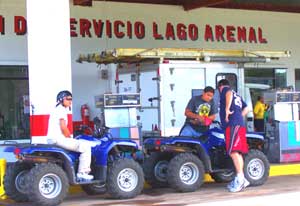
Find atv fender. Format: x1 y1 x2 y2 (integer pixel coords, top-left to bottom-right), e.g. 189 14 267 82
194 144 212 172
15 145 78 184
246 133 265 150
96 140 138 166
158 138 212 172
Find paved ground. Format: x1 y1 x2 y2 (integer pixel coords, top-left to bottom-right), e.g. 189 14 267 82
1 175 300 206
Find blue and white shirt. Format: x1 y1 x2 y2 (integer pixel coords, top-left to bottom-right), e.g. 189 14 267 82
219 86 247 129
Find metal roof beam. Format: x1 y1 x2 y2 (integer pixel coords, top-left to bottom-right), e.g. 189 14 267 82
183 0 231 11
73 0 92 6
93 0 180 6
92 0 300 13
211 2 300 13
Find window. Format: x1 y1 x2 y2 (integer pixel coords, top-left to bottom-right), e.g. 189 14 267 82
244 68 287 89
0 66 30 140
275 69 287 89
295 69 300 91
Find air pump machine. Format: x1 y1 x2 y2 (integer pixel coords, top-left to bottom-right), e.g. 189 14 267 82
264 91 300 163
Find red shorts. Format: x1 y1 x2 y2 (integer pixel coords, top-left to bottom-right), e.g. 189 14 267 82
225 125 248 154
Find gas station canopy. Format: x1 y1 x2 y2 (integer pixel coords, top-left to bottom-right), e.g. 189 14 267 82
77 48 291 64
75 0 300 13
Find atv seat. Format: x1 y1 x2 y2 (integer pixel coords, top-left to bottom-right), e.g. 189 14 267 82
198 134 209 143
18 143 81 158
175 134 209 143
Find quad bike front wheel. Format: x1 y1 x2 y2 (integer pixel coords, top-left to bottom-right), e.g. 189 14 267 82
107 158 144 199
25 163 69 206
167 153 205 192
4 162 32 202
244 149 270 186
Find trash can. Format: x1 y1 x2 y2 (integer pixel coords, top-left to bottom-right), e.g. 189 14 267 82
0 158 7 199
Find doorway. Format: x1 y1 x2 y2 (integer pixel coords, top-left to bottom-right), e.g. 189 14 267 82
0 66 30 140
295 69 300 91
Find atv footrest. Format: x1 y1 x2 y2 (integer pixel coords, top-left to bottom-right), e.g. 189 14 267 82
211 168 233 173
74 179 105 185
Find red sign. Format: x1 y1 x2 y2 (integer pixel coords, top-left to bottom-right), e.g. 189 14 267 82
204 24 267 43
0 15 268 44
0 15 4 34
14 16 27 35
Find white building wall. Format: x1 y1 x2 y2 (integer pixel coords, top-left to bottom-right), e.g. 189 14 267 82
1 0 300 121
0 1 27 64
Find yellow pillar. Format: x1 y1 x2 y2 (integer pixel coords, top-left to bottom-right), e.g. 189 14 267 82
0 158 7 199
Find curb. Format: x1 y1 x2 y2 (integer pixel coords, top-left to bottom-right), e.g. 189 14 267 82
1 162 300 199
68 163 300 194
0 159 6 200
269 163 300 176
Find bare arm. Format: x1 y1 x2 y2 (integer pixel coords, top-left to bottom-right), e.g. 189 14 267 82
185 108 216 124
185 108 204 120
59 118 71 138
208 114 216 121
242 106 249 117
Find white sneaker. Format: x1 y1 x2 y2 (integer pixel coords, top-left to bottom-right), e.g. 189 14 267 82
229 178 250 193
243 178 250 188
77 172 94 181
227 177 237 190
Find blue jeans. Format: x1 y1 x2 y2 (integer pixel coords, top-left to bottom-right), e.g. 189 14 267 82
179 124 203 137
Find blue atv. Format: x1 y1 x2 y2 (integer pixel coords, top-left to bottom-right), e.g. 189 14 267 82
143 121 270 192
3 118 144 206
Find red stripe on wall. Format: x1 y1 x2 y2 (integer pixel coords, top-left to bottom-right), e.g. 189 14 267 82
30 115 50 136
281 153 300 163
67 114 73 134
30 114 73 137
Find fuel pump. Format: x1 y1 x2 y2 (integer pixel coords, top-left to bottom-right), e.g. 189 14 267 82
264 91 300 163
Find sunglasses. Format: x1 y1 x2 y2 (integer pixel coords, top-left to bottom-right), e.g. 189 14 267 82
65 98 72 101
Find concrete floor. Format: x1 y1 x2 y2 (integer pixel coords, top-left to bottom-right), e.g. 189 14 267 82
2 175 300 206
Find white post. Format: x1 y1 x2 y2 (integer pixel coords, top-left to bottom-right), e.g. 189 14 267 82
26 0 72 143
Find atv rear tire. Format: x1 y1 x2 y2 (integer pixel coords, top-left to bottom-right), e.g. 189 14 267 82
81 183 106 195
244 149 270 186
25 163 69 206
167 153 204 192
107 158 144 199
4 162 32 202
210 170 235 183
143 152 172 188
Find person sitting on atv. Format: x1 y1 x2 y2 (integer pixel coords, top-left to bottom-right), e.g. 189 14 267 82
46 90 93 181
179 86 218 137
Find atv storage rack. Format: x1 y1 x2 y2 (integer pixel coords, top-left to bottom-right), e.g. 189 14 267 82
77 48 290 64
77 48 290 136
